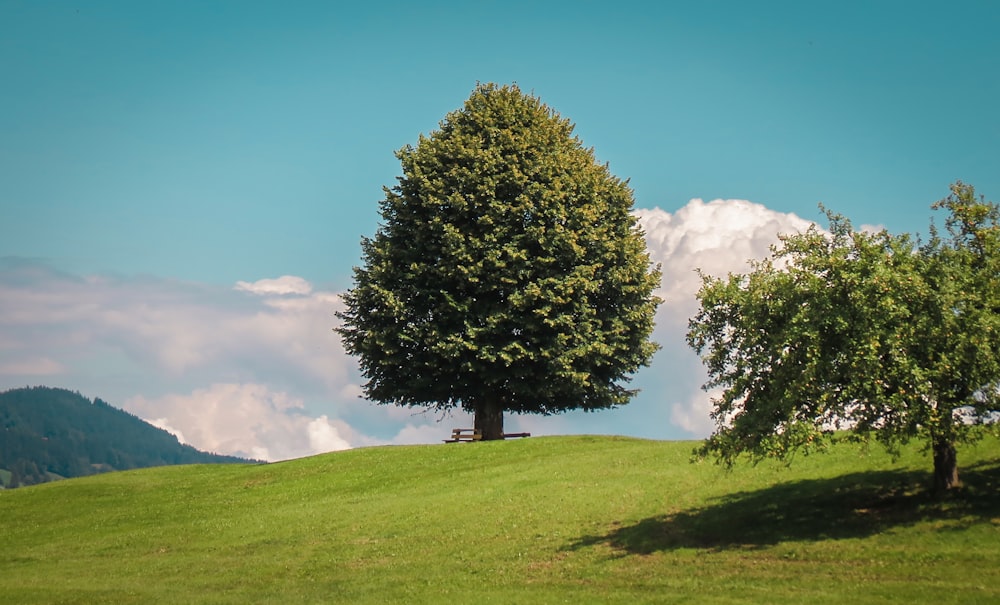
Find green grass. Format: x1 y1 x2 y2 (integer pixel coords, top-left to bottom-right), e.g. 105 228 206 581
1 435 998 604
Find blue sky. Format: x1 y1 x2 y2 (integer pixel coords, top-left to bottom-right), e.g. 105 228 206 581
2 1 998 459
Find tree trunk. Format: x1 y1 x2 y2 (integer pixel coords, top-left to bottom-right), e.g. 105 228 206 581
932 437 960 493
473 398 505 441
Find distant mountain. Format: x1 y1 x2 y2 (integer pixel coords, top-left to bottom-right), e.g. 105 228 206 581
0 386 258 488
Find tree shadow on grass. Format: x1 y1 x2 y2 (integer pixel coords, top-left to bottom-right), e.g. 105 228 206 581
568 459 1000 555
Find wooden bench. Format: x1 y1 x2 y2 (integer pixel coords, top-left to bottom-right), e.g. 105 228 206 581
444 428 482 443
443 429 532 442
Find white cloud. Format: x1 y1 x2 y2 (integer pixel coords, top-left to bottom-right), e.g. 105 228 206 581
670 388 720 436
307 415 352 453
126 383 360 461
339 382 364 401
145 417 189 445
235 275 313 296
634 199 817 437
389 423 454 446
635 199 815 324
0 264 355 394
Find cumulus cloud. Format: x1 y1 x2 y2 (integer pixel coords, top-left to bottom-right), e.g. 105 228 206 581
635 199 815 325
0 264 354 391
126 384 357 461
145 417 189 445
633 199 816 437
235 275 313 296
308 415 353 454
387 423 455 446
670 388 721 436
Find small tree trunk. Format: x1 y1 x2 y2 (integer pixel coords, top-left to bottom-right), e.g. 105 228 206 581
932 437 960 493
473 398 505 441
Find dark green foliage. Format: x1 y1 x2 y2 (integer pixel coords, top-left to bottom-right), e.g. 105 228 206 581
337 83 660 433
0 386 255 488
687 182 1000 490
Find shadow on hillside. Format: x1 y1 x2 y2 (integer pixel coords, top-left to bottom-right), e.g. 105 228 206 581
567 459 1000 555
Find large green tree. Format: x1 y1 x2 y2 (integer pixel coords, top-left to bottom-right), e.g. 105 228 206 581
337 83 661 440
687 183 1000 492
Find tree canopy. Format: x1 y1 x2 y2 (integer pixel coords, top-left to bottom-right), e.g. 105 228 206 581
687 182 1000 491
337 83 661 439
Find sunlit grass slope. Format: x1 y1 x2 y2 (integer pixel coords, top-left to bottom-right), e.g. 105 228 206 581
2 435 998 604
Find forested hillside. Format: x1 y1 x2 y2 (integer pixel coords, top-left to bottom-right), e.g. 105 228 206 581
0 386 256 488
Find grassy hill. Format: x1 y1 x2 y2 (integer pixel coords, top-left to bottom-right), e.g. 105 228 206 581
1 435 998 604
